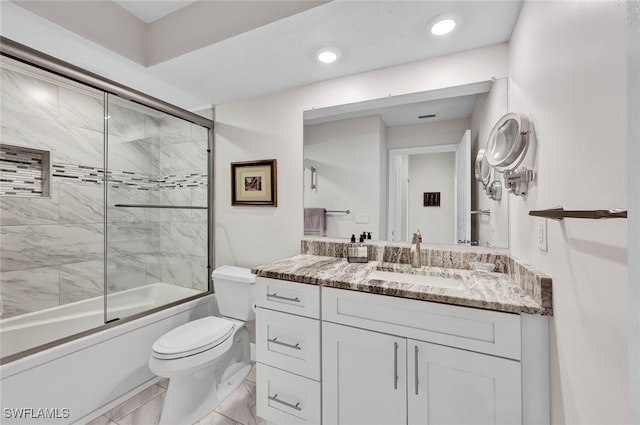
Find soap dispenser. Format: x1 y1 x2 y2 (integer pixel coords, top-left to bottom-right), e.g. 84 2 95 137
348 233 368 263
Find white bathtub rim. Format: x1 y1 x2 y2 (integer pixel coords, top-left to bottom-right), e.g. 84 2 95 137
0 293 217 379
0 282 205 361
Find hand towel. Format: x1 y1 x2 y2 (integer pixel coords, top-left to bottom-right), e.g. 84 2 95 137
304 208 327 236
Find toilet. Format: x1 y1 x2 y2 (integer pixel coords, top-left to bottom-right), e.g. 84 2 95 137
149 265 256 425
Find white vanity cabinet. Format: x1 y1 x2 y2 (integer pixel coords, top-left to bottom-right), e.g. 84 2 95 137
255 279 549 425
322 323 522 425
321 287 549 425
322 322 407 425
255 277 322 425
407 339 522 424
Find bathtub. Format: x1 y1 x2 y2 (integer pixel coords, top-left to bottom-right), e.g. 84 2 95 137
0 283 215 424
0 283 203 359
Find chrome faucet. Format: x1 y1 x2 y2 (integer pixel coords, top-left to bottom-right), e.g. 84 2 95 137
410 230 422 268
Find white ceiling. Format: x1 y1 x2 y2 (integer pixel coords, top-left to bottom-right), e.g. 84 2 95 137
113 0 197 23
8 1 522 108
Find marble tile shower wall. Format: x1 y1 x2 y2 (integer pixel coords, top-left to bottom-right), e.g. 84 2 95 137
106 102 209 296
0 66 209 319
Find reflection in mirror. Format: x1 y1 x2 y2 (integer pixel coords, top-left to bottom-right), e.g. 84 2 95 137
475 148 491 188
303 78 510 249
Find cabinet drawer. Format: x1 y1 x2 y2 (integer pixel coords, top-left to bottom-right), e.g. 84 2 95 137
256 308 321 380
255 277 320 318
322 287 522 360
257 363 321 425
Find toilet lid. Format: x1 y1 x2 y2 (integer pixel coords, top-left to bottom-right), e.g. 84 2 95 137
152 316 234 359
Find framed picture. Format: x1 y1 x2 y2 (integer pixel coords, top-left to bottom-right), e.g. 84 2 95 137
423 192 441 207
231 159 277 207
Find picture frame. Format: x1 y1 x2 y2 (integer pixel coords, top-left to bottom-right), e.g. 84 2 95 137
231 159 278 207
423 192 441 207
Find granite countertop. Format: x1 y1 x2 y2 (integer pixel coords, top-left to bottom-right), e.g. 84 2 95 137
251 254 550 316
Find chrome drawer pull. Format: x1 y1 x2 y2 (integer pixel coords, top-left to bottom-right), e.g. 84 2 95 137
414 345 419 395
268 337 301 350
393 341 399 390
268 394 302 411
267 293 301 303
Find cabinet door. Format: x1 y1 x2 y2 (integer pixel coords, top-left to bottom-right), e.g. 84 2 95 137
408 340 522 425
323 322 406 425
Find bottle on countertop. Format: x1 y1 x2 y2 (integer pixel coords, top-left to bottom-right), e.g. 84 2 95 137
348 233 368 263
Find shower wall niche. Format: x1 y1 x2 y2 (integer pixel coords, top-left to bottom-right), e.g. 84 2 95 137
0 144 51 197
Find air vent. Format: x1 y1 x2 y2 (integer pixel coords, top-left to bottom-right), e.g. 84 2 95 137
418 114 437 119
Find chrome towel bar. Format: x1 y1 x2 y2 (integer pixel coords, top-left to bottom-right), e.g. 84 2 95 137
529 207 627 220
326 209 350 214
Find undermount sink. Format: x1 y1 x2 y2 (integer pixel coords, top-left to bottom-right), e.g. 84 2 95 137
368 270 463 289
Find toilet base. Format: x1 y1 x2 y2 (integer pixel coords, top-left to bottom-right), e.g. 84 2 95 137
159 362 251 425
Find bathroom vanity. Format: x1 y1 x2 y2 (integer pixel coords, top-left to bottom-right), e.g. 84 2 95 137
252 240 552 425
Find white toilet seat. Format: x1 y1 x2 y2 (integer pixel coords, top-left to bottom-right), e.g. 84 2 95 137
152 316 234 360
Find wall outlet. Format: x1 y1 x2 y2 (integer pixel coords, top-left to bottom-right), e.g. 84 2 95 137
355 212 369 224
536 218 548 252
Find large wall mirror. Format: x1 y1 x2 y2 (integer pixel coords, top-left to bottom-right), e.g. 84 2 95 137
303 78 510 249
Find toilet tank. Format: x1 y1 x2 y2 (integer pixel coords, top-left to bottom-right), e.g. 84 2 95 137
212 265 256 321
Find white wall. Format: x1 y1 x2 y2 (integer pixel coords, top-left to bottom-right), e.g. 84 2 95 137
11 1 147 65
508 2 628 423
304 115 385 238
629 1 640 421
0 2 205 108
407 152 455 244
386 118 470 149
215 43 508 268
470 77 509 248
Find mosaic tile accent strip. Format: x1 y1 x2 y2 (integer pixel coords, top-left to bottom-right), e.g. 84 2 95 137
0 144 50 197
156 173 208 190
51 163 104 185
50 163 208 191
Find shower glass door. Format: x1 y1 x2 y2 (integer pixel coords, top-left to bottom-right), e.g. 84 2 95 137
0 56 106 358
105 94 210 322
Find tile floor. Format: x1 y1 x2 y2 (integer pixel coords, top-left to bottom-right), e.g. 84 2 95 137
87 364 265 425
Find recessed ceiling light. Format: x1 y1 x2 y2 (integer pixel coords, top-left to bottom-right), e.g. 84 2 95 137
431 18 456 35
316 47 340 64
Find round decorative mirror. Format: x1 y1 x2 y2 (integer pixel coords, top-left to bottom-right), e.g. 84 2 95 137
485 112 531 172
474 148 491 187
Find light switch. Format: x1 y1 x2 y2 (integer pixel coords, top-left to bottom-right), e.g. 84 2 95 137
536 218 547 252
355 212 369 224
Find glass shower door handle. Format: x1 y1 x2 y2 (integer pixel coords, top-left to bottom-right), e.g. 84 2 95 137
113 204 207 209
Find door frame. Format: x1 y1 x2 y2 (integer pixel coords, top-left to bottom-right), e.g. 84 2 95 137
387 143 465 242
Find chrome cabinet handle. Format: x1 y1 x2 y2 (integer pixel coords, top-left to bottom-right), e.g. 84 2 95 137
393 341 399 390
268 337 301 350
414 345 419 395
267 293 300 303
268 394 302 411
